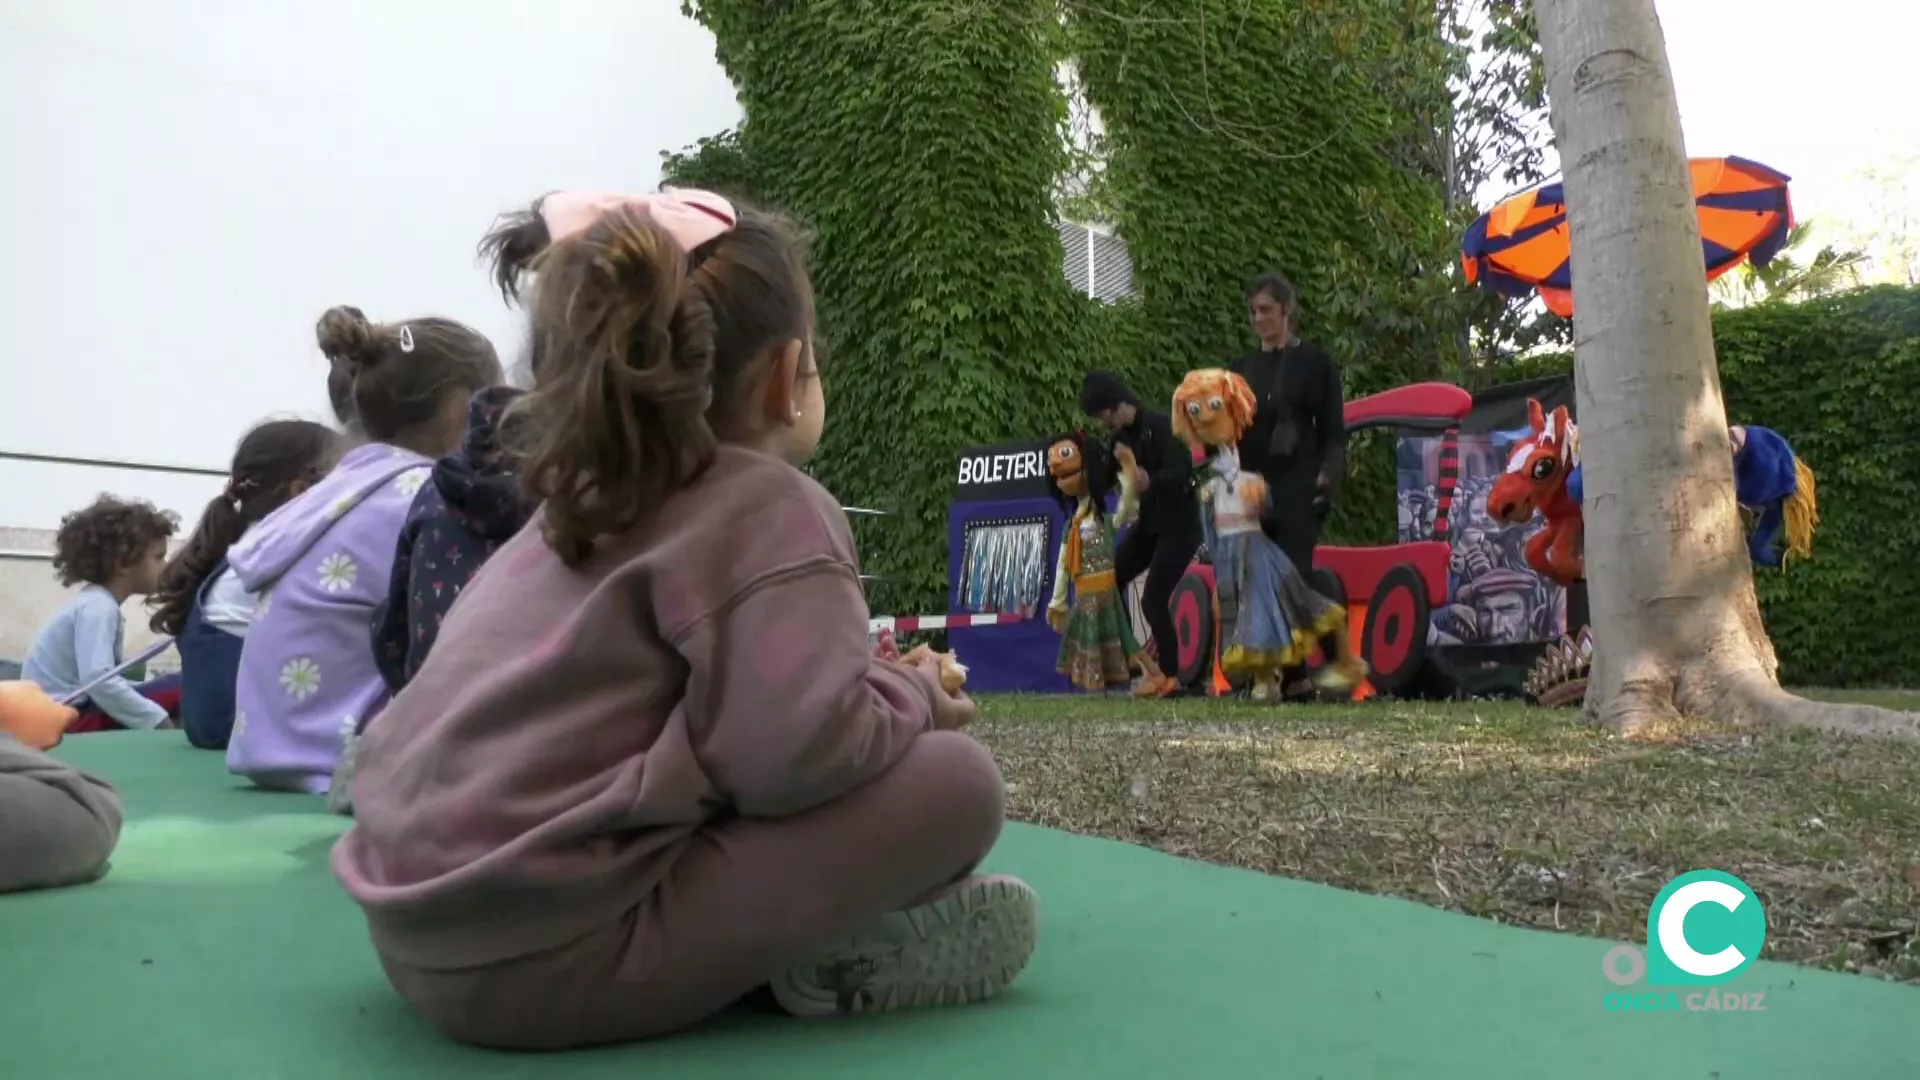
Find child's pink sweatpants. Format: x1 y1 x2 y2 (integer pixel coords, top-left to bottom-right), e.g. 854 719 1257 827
379 730 1007 1049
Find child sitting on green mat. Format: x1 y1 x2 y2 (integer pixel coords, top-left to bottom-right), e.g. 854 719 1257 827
147 419 342 752
332 189 1037 1049
329 386 532 816
22 496 182 733
0 681 123 893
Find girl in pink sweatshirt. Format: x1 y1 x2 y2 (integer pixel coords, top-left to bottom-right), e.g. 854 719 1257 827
331 188 1036 1049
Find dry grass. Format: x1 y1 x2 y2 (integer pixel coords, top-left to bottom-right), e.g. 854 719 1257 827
972 689 1920 982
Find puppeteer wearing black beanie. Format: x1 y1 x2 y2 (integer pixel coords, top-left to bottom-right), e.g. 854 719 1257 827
1079 370 1137 415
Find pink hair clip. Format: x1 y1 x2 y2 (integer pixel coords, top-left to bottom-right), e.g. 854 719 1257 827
539 187 737 254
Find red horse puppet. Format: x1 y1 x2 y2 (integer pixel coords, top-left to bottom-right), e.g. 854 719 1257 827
1487 399 1585 586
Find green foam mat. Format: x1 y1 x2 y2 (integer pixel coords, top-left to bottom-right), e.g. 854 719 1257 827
1 732 1914 1077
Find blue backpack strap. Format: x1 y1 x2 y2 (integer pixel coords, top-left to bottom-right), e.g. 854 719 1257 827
179 557 245 751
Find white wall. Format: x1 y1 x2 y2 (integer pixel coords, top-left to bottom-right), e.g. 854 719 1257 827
0 0 740 656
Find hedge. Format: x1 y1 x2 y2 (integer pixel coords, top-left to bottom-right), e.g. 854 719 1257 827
1476 286 1920 687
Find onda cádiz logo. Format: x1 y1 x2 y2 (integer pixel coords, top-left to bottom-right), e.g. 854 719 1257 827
1600 870 1769 1014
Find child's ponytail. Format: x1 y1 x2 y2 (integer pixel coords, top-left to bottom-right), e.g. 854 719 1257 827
476 200 551 307
148 420 340 636
483 189 813 567
150 492 247 637
515 206 719 566
320 305 370 431
478 198 560 383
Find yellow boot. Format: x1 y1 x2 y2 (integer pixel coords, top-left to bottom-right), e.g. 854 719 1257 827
1315 621 1370 693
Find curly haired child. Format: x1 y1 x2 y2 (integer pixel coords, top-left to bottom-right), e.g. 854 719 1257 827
331 189 1036 1050
226 307 500 793
148 419 341 750
23 496 180 732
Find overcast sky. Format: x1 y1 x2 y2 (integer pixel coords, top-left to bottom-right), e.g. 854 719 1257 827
1660 0 1918 225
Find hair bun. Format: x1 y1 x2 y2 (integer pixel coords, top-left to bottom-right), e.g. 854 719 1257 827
315 305 384 369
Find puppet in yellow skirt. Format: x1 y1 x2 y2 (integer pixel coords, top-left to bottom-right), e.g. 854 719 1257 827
1173 369 1369 700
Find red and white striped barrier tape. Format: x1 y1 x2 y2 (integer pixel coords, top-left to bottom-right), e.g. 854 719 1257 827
868 613 1027 634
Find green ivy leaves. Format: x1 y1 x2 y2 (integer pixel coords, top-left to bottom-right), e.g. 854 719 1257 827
677 0 1086 618
672 0 1465 616
1066 0 1460 547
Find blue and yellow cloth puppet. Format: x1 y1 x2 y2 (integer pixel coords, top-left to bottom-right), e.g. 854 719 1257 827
1730 424 1818 567
1561 424 1817 569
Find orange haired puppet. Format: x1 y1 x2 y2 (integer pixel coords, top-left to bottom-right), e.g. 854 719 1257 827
1173 369 1367 699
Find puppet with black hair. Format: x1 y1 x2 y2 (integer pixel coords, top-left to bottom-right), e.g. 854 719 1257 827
1044 430 1159 691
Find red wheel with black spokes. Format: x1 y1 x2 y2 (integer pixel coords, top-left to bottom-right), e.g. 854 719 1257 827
1362 564 1430 696
1170 571 1215 688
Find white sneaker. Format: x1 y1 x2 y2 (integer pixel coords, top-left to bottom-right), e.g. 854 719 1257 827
769 874 1039 1017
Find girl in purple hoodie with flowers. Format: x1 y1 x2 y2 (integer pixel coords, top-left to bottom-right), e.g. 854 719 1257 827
226 307 500 794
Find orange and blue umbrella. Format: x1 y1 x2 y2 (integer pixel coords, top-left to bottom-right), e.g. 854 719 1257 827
1462 156 1794 317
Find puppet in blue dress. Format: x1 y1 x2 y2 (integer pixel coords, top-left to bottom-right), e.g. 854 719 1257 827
1561 421 1818 568
1173 369 1368 700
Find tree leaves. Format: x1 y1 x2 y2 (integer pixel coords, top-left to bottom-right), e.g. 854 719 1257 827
1711 222 1871 310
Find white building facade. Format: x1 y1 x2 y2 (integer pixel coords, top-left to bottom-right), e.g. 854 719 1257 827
0 0 742 658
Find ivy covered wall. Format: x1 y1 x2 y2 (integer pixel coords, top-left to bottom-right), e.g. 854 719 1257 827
677 1 1093 616
666 5 1910 687
1064 0 1461 545
672 1 1460 613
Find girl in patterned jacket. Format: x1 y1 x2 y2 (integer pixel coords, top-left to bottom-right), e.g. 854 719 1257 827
370 385 532 695
225 306 500 794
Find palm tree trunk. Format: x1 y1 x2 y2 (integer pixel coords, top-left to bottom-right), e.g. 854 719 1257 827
1536 0 1918 741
